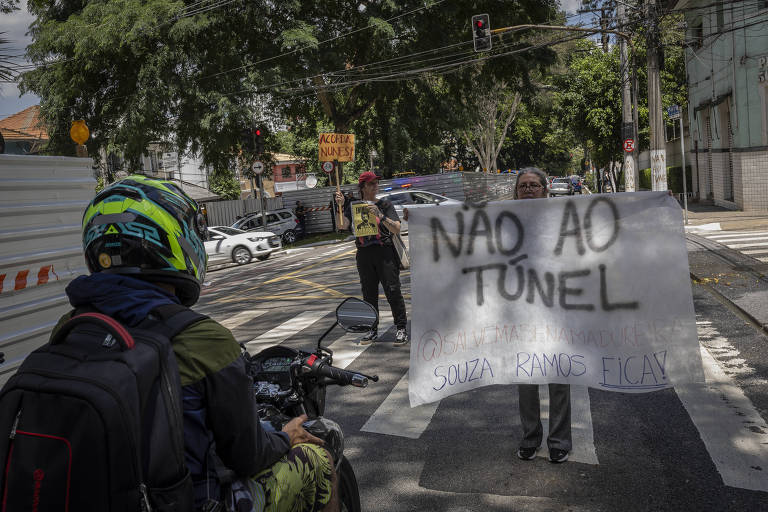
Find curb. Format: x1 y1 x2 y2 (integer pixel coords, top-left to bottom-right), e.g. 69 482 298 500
687 232 768 334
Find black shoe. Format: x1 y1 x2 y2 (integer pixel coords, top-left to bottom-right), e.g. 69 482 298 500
359 330 378 346
394 329 409 346
549 448 569 463
517 446 538 461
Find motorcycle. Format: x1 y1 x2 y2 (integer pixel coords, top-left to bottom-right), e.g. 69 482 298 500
241 297 379 512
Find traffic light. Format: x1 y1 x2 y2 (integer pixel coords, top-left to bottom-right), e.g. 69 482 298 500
240 128 254 152
254 126 266 155
472 14 491 52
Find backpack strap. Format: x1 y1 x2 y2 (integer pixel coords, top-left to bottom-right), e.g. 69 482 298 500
141 304 209 340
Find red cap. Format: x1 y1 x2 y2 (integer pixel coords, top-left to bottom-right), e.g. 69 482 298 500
358 172 379 184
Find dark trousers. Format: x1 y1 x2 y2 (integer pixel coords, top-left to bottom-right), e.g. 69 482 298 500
355 244 407 330
518 384 572 451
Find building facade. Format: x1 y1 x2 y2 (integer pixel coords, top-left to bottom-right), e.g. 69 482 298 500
675 0 768 210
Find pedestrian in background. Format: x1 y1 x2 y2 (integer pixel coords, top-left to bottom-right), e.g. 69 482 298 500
512 168 571 464
294 200 307 238
334 172 408 346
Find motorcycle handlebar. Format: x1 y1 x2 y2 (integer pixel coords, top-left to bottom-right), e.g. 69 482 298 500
303 355 368 388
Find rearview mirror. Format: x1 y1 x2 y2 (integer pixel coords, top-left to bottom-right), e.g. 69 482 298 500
336 298 378 333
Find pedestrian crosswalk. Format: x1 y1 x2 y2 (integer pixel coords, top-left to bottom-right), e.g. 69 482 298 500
206 304 768 492
694 229 768 262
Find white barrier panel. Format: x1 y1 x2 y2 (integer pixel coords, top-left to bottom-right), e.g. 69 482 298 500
408 192 704 407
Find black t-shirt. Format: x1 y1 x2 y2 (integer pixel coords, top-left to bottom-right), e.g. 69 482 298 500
343 199 400 248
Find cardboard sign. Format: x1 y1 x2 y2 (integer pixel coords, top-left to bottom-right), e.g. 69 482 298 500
407 192 704 406
319 133 355 162
352 202 379 237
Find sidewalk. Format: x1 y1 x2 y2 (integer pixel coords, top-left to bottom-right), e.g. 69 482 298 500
682 202 768 231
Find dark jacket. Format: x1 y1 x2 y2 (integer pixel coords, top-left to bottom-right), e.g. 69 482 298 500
63 273 290 507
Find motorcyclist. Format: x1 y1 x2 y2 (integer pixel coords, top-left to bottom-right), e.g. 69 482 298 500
62 175 338 511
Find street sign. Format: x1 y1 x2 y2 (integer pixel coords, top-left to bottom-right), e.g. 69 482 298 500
319 133 355 162
304 175 318 188
252 161 264 175
667 105 681 120
623 139 635 152
321 161 334 174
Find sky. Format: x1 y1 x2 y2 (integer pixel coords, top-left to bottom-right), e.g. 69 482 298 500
0 0 589 120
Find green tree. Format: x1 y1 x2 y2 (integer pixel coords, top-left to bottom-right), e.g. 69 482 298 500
208 168 241 200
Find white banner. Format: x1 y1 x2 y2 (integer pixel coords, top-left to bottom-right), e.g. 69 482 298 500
408 192 703 407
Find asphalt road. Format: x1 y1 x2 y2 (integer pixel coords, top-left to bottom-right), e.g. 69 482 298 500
196 237 768 512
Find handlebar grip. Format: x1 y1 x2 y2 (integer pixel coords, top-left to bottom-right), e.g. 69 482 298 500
305 355 367 388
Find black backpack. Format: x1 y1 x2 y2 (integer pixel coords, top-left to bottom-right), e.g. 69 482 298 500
0 304 207 511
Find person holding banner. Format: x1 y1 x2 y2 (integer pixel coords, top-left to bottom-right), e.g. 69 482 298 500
334 172 408 347
512 168 572 464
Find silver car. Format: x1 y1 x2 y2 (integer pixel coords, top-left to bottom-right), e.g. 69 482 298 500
232 208 303 244
549 177 574 196
376 189 461 233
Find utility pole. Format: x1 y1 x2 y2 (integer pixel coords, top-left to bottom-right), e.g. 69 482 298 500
619 0 638 192
646 0 667 191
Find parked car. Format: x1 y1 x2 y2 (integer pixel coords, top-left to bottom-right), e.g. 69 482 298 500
205 226 281 266
232 208 304 244
549 177 574 196
376 189 462 233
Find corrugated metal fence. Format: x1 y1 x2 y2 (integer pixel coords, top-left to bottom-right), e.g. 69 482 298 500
278 172 518 235
0 155 96 386
199 173 518 234
203 197 284 227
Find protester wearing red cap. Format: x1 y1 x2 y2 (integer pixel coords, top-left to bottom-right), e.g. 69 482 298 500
334 172 408 346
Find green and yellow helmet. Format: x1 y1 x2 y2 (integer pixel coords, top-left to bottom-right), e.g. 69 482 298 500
82 175 208 305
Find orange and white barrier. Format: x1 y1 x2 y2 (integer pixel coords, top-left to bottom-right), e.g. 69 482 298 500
0 265 59 294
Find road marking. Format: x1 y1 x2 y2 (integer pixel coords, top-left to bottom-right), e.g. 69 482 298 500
326 311 394 369
360 371 440 439
758 257 768 263
262 249 355 285
245 310 328 351
712 237 768 243
535 385 599 464
725 242 768 249
706 231 768 239
675 345 768 492
742 249 768 255
292 277 346 297
215 309 267 330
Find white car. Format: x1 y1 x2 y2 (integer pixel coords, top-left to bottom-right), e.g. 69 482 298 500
205 226 281 266
376 189 461 233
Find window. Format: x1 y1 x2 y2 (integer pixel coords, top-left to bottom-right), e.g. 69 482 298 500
690 20 703 49
281 166 292 178
412 192 440 204
716 1 724 32
279 212 293 219
386 193 411 205
266 214 279 223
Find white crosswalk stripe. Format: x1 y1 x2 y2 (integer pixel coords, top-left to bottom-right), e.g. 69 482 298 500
214 309 267 330
696 229 768 261
245 310 328 350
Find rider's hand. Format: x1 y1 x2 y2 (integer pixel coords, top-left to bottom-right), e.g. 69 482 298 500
282 414 325 447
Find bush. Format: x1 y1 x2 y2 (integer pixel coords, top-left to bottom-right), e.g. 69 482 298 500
638 165 692 193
